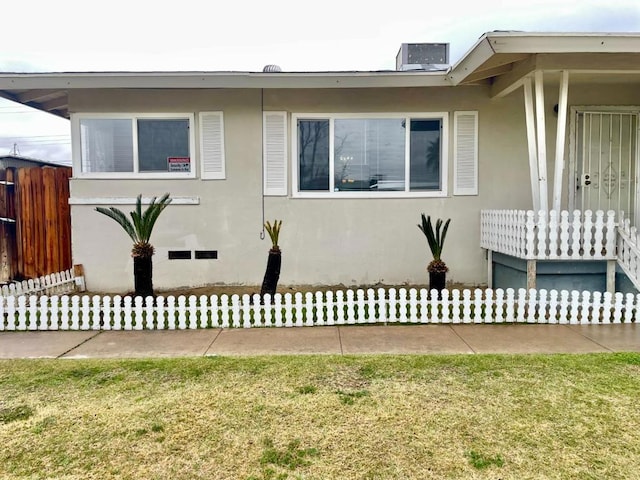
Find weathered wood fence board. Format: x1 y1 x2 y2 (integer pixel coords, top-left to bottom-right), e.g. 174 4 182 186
13 166 72 280
0 287 637 331
0 168 17 282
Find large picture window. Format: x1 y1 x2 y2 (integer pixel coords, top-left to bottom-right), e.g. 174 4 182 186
294 113 447 197
73 113 196 178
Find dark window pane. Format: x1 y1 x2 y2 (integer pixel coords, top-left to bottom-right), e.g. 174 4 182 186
138 119 190 172
410 119 441 191
298 119 330 191
334 118 405 191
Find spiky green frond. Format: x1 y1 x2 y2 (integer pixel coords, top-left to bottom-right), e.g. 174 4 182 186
417 213 451 261
264 220 282 249
96 193 172 254
95 206 138 243
141 193 171 242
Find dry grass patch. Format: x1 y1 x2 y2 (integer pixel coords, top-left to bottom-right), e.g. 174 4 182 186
0 354 640 479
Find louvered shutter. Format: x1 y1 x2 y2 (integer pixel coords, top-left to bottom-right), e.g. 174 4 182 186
453 111 479 195
199 112 225 180
263 112 288 196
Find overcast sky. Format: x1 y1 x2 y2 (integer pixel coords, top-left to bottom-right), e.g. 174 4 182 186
1 0 639 164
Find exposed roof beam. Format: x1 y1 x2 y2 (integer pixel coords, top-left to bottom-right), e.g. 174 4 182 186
461 64 513 84
490 55 537 98
453 53 530 84
39 96 68 112
17 89 61 103
489 51 640 98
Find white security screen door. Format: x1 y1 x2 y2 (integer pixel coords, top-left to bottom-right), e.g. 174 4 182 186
575 110 639 222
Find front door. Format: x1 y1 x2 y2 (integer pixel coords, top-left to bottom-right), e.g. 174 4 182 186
574 110 639 223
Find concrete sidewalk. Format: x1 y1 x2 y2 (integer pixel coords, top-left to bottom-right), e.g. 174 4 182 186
2 324 640 359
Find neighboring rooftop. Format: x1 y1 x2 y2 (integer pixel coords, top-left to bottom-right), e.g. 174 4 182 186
0 154 71 168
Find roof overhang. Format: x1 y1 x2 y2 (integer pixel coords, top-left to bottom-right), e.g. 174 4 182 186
448 31 640 97
0 71 452 119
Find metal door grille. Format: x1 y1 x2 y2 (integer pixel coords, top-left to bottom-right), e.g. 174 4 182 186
577 111 638 216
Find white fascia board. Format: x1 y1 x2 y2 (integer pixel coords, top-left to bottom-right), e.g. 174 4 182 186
485 32 640 54
0 71 452 90
448 36 495 85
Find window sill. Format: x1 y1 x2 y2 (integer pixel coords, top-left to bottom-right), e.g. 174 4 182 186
291 191 448 199
74 172 196 180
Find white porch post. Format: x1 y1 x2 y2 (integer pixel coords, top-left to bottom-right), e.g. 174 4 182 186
534 70 548 212
523 78 541 212
552 70 570 213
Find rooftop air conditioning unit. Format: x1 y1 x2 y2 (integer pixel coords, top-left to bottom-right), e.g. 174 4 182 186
396 43 449 71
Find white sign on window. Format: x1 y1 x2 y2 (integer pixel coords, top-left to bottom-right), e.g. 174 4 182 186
167 157 191 172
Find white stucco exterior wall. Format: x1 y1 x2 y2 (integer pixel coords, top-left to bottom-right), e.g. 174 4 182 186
67 82 640 292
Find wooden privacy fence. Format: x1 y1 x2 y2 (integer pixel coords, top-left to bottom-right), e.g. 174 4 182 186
0 287 638 331
480 209 618 260
0 166 72 282
16 167 72 279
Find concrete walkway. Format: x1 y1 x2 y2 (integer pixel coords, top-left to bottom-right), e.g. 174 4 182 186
2 324 640 359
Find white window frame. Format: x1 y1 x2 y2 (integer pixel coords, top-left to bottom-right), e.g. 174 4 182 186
71 112 197 179
291 112 448 198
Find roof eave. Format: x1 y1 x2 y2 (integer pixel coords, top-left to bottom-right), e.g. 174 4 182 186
0 70 452 90
449 32 640 86
0 71 454 119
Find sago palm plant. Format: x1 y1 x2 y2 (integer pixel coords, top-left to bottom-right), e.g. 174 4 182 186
417 213 451 274
260 220 282 298
96 193 172 297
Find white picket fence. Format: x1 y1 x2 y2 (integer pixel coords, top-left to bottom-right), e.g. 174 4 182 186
0 268 84 298
480 209 617 260
0 287 638 331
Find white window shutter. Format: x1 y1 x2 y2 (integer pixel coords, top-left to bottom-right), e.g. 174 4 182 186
453 111 478 195
199 112 225 180
263 112 288 196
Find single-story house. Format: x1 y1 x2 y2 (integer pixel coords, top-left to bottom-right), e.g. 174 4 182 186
1 31 640 293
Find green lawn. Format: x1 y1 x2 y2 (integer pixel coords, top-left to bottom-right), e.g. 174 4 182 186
1 354 640 479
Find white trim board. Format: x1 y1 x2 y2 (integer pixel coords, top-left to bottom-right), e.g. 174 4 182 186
69 196 200 205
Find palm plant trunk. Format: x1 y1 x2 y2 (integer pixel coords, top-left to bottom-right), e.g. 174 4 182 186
134 255 154 297
260 248 281 297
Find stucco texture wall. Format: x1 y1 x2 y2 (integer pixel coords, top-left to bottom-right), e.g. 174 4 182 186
67 82 638 292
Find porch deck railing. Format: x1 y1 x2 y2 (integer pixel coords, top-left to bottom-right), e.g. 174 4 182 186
0 287 638 331
480 209 618 260
616 212 640 290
